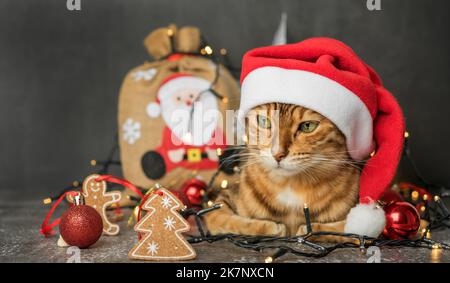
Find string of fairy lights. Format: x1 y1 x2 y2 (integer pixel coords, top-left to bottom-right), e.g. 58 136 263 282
43 128 450 262
43 28 234 205
184 203 450 263
41 29 450 262
195 132 450 262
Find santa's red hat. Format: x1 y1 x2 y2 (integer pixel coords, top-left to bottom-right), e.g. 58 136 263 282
239 38 405 237
146 73 211 118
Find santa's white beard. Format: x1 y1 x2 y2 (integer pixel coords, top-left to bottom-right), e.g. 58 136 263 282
161 93 219 146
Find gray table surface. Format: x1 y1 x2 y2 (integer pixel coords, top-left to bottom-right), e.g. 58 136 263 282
1 191 449 263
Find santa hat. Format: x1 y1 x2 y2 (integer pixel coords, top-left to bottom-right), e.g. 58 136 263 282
146 73 211 118
239 38 405 237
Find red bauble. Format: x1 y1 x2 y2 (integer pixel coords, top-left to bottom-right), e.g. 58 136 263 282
172 190 191 207
180 178 207 207
383 201 421 240
381 190 403 204
59 205 103 248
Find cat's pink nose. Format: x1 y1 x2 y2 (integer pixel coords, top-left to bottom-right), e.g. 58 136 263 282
273 152 287 163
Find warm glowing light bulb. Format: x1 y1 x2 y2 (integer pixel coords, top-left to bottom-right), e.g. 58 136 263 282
221 180 228 189
411 191 419 201
404 131 410 138
265 257 273 263
422 228 427 235
204 46 213 55
432 244 441 249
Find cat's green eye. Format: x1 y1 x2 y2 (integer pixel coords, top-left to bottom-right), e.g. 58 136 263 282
299 121 319 133
257 115 271 129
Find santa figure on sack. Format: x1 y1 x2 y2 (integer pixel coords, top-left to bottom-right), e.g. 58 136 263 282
143 74 226 180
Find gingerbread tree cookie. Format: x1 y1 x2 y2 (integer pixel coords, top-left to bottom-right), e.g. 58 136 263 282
128 186 196 261
82 174 122 235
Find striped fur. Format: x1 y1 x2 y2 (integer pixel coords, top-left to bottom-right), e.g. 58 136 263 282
204 103 361 241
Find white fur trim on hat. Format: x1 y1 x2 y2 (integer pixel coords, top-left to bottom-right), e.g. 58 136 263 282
344 203 386 237
146 102 161 118
239 66 374 160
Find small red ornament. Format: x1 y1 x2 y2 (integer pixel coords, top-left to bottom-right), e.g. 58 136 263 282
383 201 421 240
172 190 191 208
180 178 207 207
381 190 403 204
60 204 103 248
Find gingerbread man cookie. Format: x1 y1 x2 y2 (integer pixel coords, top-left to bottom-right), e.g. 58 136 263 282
82 174 122 235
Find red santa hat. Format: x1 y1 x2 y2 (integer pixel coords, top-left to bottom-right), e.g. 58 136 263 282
239 38 405 237
146 73 211 118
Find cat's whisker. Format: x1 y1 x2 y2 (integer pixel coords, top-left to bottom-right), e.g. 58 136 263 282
221 145 247 152
308 159 362 169
239 159 263 170
310 157 371 169
289 156 363 172
293 154 366 165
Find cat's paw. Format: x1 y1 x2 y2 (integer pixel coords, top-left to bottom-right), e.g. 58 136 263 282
261 221 287 237
273 223 287 237
258 220 287 237
296 223 320 236
296 224 309 236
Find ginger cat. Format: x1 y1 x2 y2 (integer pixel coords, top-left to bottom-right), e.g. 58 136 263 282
204 103 362 241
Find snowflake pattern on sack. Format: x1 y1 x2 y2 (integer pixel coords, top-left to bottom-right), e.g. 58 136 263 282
123 118 141 144
132 68 157 81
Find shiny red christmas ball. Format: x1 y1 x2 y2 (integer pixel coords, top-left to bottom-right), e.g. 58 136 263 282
172 190 191 207
383 201 421 240
381 190 403 204
59 205 103 248
180 178 207 207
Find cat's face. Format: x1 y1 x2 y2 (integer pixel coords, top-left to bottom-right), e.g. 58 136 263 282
245 103 352 178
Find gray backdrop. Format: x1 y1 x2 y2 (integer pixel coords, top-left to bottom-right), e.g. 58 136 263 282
0 0 449 198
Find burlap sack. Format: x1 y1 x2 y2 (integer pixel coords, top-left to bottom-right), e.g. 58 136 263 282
118 25 240 190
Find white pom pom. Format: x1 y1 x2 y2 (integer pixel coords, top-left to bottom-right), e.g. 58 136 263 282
344 202 386 237
146 102 161 118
